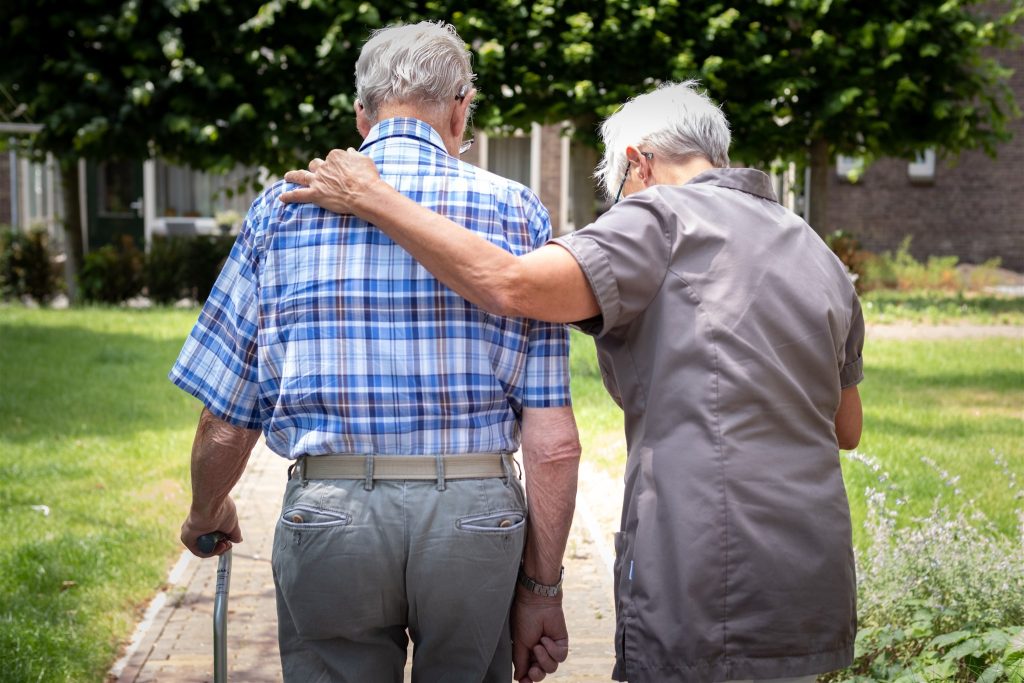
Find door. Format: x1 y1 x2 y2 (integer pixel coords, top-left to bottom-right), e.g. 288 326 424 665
86 160 144 251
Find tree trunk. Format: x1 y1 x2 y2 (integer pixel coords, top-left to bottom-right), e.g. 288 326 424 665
59 160 83 301
807 137 830 238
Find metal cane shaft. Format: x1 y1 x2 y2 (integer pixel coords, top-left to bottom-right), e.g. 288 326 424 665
213 549 232 683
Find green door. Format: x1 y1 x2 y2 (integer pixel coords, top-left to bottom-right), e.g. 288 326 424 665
86 160 144 251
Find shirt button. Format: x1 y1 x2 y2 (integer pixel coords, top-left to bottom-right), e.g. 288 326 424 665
291 514 304 523
499 518 513 528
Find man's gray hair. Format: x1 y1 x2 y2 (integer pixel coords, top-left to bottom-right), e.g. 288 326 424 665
355 21 475 124
596 81 731 200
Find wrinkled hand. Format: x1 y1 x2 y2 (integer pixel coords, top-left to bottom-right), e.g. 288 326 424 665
279 148 382 215
180 495 242 558
512 589 570 683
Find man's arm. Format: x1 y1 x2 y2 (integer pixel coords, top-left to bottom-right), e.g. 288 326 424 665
180 408 262 557
513 406 582 683
835 385 862 450
279 150 599 324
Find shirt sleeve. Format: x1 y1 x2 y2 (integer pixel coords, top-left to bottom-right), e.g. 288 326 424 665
167 195 266 429
551 190 672 338
519 188 573 408
840 293 865 388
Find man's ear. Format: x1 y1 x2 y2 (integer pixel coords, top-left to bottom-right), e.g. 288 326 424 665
450 88 475 140
355 100 371 138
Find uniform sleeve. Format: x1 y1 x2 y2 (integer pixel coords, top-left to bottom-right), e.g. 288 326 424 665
840 293 865 388
520 188 573 408
167 195 266 429
551 190 672 338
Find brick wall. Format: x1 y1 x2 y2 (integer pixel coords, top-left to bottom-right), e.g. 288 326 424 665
825 39 1024 270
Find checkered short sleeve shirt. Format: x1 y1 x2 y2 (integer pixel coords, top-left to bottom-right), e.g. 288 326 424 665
169 118 571 458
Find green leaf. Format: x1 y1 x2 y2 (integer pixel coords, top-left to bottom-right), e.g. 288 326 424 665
978 663 1005 683
929 630 974 649
944 637 983 661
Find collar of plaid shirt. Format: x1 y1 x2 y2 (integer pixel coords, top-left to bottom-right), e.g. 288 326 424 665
359 117 451 157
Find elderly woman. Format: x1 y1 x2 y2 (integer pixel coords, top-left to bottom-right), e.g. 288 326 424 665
282 81 864 683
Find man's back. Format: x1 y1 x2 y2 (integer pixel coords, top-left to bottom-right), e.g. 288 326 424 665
171 117 569 457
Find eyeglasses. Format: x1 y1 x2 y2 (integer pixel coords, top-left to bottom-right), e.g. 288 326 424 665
455 84 474 154
613 151 654 203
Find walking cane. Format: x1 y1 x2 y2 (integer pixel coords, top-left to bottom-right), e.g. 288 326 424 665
198 533 232 683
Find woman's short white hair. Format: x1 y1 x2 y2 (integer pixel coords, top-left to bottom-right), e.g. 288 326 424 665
596 81 731 200
355 21 475 124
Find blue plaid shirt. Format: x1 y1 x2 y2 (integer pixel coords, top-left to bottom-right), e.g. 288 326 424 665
169 118 571 458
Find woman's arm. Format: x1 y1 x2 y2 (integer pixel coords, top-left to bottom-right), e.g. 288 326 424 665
279 149 598 323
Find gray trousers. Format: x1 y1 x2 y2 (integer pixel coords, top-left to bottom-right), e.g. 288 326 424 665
271 470 527 683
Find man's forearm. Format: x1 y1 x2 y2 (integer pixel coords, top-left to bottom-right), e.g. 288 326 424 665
520 407 582 586
190 408 261 515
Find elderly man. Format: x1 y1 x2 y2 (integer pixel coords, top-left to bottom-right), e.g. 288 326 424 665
172 21 580 683
282 80 864 683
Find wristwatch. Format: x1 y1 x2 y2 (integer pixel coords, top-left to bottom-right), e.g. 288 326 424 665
517 565 564 597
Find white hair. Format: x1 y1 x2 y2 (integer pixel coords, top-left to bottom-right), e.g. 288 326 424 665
355 21 475 124
595 81 731 200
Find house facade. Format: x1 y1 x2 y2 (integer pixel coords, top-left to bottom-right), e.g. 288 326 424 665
2 99 1020 270
825 39 1023 271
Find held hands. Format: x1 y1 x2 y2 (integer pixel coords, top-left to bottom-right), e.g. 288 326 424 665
279 148 382 215
512 588 570 683
180 495 242 558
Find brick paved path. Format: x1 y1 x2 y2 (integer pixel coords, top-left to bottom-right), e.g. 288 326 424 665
113 443 621 682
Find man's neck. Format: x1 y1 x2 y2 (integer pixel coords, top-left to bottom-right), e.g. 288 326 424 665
374 104 456 156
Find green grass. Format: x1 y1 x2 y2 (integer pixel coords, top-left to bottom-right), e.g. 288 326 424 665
861 290 1024 325
1 305 1020 680
0 306 201 682
569 331 1024 546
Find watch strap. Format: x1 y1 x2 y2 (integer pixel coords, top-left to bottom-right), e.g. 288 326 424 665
517 565 564 597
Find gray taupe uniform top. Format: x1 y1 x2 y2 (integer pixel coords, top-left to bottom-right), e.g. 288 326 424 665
552 168 864 683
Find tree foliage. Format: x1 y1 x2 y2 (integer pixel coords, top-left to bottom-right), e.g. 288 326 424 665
1 0 1020 229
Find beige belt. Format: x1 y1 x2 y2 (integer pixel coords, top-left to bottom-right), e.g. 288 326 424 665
299 453 512 481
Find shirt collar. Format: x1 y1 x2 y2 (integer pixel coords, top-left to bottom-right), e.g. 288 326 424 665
685 167 778 203
359 117 450 156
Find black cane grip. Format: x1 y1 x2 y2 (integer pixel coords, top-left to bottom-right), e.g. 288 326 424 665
197 532 226 554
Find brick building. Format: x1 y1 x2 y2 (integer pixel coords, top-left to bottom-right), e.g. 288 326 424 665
824 38 1023 271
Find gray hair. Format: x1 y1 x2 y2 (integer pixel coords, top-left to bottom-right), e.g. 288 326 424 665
595 81 731 200
355 21 475 124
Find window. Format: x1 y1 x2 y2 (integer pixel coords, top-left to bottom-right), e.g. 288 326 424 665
155 162 255 218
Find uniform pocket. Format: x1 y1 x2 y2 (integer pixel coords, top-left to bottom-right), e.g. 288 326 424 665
456 510 526 534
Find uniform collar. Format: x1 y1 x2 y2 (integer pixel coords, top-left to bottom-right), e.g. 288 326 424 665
359 117 450 156
685 167 778 203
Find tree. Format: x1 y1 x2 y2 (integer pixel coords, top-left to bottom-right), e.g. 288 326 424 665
451 0 1022 234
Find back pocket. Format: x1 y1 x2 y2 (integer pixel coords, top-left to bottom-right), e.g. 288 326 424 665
456 510 526 534
279 505 351 531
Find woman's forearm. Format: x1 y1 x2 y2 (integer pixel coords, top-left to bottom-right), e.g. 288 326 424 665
353 179 527 316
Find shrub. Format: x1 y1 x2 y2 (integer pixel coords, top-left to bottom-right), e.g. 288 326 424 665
183 234 233 302
144 235 190 304
828 451 1024 683
0 226 63 303
827 230 873 292
143 234 233 304
78 235 143 303
861 237 963 292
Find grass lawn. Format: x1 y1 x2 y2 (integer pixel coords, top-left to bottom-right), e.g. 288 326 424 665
0 300 1020 681
570 328 1023 546
860 289 1024 325
0 306 201 683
